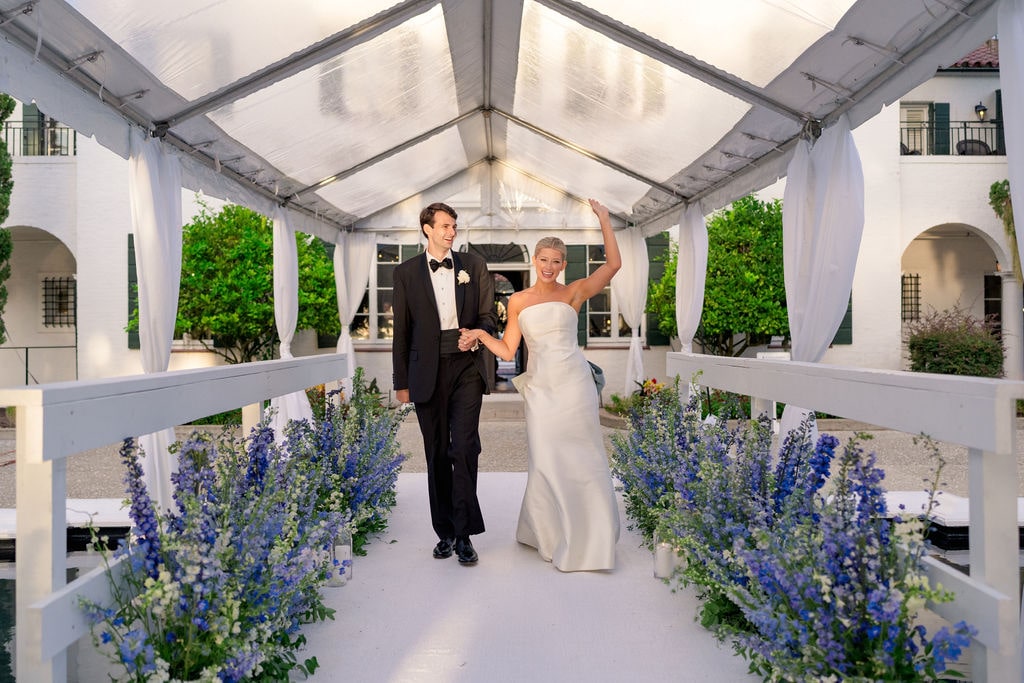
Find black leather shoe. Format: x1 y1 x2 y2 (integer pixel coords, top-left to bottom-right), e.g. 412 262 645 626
455 536 478 565
433 538 454 559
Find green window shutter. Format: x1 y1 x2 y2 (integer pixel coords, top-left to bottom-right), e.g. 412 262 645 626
996 89 1005 154
645 232 671 346
831 296 853 345
565 245 588 346
127 234 140 350
402 244 424 259
932 102 950 155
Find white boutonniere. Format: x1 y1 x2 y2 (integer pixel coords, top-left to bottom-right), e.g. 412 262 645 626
457 270 471 285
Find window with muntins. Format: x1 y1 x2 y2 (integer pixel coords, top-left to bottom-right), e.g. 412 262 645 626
351 244 422 341
901 273 920 322
42 276 76 327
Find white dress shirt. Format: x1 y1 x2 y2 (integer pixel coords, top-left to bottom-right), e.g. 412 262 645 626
428 252 459 330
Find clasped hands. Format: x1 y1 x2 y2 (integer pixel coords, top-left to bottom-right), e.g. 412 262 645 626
457 327 481 352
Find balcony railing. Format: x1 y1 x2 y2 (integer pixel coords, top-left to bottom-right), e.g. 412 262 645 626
900 120 1004 156
2 123 77 157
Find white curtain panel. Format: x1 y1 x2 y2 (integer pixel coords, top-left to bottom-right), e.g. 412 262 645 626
612 228 650 394
1001 0 1024 294
779 114 865 440
128 129 182 513
334 232 376 397
675 203 708 355
269 207 314 437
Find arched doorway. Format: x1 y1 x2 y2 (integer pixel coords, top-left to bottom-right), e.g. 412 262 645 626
900 223 1005 369
467 243 531 389
0 225 78 395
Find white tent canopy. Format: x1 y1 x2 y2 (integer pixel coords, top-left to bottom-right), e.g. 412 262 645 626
0 0 1002 238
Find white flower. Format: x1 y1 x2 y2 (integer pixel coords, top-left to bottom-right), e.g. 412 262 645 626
457 269 471 285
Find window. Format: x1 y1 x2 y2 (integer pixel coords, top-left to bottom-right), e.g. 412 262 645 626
565 243 638 345
351 244 422 341
901 273 920 322
984 273 1002 336
42 275 76 327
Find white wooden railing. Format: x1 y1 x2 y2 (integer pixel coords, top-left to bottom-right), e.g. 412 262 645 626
667 352 1024 683
0 354 348 682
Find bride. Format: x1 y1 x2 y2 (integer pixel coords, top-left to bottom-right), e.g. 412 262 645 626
460 198 621 571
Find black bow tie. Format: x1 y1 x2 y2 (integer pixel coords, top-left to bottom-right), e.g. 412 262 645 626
430 257 453 272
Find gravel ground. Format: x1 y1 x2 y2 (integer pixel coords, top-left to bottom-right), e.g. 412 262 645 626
0 417 1021 508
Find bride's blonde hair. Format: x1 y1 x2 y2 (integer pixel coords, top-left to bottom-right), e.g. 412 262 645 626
534 236 567 260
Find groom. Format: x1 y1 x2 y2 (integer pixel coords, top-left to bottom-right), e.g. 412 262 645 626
392 202 496 566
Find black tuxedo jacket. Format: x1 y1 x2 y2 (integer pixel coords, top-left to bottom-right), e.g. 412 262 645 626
392 250 497 403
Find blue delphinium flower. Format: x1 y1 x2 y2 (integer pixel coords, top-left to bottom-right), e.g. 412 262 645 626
119 438 162 579
612 380 975 681
81 368 410 681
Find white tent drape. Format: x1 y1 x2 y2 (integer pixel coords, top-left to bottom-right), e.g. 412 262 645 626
612 228 649 394
129 129 182 512
778 114 865 439
334 232 376 397
269 207 314 436
1001 1 1024 297
675 204 708 354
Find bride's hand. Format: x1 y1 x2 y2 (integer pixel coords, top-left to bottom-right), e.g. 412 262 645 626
588 198 609 222
458 327 480 351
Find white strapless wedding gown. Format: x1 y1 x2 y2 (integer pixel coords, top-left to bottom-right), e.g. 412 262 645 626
511 301 619 571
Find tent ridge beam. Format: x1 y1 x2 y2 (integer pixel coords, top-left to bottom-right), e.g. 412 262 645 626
536 0 807 124
288 107 482 202
155 0 437 132
489 107 680 198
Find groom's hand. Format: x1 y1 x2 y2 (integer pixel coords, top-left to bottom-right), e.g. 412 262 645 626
396 389 411 404
458 328 479 352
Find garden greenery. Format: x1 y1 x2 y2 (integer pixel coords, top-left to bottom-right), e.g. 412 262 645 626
905 305 1003 378
81 368 408 682
611 378 974 681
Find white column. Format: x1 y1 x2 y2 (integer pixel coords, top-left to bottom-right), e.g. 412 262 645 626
999 272 1023 380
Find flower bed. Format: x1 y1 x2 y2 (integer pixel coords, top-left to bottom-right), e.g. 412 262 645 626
81 368 408 682
610 379 974 681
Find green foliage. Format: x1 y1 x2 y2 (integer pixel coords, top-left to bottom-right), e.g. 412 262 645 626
646 195 788 356
906 306 1003 377
173 201 339 364
186 408 242 426
990 179 1018 280
0 93 15 345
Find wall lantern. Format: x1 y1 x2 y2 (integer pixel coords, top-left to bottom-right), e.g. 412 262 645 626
975 102 988 121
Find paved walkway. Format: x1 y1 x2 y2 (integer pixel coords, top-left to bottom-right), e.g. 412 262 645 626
302 472 757 682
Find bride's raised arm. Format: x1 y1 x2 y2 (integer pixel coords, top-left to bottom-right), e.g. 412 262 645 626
569 199 621 306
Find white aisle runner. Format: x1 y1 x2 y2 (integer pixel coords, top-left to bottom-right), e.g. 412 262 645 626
300 472 756 682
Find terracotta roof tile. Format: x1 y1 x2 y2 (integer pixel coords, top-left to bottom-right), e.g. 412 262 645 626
951 38 999 68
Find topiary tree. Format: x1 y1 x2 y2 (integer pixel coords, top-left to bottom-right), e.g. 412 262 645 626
0 93 15 345
646 195 788 356
133 201 339 364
